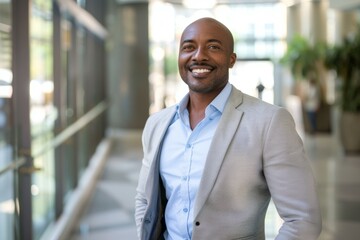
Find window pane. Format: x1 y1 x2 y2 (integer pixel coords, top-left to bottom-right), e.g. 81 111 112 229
0 0 16 238
0 0 13 155
30 0 56 238
0 170 15 240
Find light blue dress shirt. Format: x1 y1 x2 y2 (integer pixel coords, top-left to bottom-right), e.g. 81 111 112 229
159 83 232 240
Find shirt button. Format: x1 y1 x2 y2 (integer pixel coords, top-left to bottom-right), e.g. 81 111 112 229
183 208 188 213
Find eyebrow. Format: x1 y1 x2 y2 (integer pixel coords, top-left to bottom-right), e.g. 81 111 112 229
181 39 223 45
207 39 222 45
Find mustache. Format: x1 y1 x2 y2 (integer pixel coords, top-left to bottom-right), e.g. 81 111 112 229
189 63 213 68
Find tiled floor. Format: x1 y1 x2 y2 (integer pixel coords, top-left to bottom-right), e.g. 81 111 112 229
69 130 143 240
69 128 360 240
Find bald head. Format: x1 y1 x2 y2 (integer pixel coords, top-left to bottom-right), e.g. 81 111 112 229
181 17 235 53
177 17 237 95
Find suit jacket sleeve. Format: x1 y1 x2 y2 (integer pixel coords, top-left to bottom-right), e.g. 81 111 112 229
134 107 175 240
135 120 150 239
263 107 322 240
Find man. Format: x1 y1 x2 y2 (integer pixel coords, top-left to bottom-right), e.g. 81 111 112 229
135 17 322 240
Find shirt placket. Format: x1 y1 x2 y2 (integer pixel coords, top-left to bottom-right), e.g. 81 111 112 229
182 116 211 239
180 118 192 239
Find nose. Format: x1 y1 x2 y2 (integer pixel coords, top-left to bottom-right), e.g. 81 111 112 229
192 47 208 61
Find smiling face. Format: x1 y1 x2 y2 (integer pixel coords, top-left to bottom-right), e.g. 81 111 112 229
178 18 237 95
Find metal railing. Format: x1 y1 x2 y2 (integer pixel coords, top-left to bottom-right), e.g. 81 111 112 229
0 100 108 176
0 157 26 176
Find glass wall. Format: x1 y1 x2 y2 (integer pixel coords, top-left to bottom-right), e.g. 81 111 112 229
231 4 287 60
0 0 16 239
30 1 56 237
32 0 107 238
0 0 107 239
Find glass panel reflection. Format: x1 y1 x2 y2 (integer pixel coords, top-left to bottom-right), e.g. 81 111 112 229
0 170 16 240
0 0 16 239
30 0 55 238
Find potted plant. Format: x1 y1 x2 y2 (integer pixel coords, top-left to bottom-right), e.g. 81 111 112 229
280 35 332 133
325 26 360 154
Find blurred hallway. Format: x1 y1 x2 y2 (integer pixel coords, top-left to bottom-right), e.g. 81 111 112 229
2 1 360 239
67 128 360 240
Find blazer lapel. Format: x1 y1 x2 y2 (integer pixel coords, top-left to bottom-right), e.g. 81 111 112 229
194 87 244 217
152 107 177 155
145 107 177 197
142 107 177 240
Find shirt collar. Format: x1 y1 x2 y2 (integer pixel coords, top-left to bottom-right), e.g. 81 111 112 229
210 82 232 113
176 82 232 115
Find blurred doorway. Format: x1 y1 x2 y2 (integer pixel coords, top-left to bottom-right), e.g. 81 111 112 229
230 59 275 104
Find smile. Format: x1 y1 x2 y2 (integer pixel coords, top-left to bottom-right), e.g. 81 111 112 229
192 69 211 73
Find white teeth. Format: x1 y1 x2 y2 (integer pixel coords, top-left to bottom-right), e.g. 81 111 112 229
192 69 210 73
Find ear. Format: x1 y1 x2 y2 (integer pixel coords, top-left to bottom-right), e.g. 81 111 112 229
229 53 237 68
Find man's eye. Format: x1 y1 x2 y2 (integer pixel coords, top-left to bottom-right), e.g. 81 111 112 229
209 45 220 50
182 45 194 51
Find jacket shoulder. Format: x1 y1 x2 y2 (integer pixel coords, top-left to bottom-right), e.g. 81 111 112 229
146 106 176 125
142 106 176 140
230 86 282 114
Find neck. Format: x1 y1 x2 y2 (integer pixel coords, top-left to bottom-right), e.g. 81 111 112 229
187 91 218 129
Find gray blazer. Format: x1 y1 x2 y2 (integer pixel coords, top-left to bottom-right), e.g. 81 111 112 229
135 86 322 240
